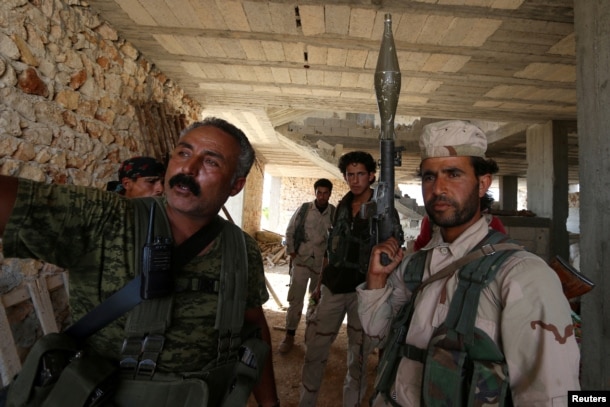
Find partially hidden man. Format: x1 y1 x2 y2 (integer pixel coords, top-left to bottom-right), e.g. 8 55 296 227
300 151 377 407
279 178 335 354
115 156 166 198
358 120 580 406
0 117 280 407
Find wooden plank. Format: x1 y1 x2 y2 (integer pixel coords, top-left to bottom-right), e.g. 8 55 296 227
299 4 325 36
26 277 58 335
1 274 67 308
59 272 70 301
0 273 66 385
0 304 21 385
265 277 285 310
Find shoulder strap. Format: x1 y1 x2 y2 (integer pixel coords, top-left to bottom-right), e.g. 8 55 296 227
65 199 223 341
215 222 248 360
296 203 309 231
418 239 523 294
443 230 523 344
120 208 228 378
64 198 169 341
124 208 225 337
292 203 310 252
404 250 428 293
121 218 249 372
399 230 522 342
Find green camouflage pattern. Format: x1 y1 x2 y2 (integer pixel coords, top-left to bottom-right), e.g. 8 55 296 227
467 359 510 407
423 325 510 407
3 179 269 374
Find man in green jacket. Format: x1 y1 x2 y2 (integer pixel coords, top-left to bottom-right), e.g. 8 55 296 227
0 117 280 407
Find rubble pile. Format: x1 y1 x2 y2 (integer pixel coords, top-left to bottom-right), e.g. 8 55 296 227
255 230 289 268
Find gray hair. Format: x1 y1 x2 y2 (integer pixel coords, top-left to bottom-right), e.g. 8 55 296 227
180 117 255 179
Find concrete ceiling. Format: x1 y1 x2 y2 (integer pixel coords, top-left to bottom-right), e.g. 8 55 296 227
85 0 578 184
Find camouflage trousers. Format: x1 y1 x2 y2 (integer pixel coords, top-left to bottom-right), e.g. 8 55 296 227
299 285 374 407
285 261 320 331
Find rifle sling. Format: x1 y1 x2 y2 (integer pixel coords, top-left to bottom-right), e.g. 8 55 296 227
416 242 523 294
65 216 225 342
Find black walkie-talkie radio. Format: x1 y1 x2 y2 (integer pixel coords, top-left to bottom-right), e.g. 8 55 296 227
140 201 173 299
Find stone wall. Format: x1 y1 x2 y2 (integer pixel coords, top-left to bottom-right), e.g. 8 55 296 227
0 0 202 384
0 0 200 187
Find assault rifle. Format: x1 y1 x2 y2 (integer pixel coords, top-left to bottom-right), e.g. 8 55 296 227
360 14 405 266
549 255 595 300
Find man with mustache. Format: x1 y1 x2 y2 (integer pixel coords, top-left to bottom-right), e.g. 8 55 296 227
358 120 580 406
0 117 279 407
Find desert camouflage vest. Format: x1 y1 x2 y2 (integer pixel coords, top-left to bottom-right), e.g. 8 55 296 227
375 230 522 407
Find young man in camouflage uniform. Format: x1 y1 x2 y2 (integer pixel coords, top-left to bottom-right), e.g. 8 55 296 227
299 152 377 407
0 117 280 407
358 120 580 406
279 178 335 354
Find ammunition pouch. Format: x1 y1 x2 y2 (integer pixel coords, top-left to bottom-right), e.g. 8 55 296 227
5 330 268 407
112 333 267 407
327 224 361 271
6 332 118 407
218 334 269 407
422 326 510 407
113 377 208 406
374 309 410 405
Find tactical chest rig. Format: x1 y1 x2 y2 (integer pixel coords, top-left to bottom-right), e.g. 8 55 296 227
7 197 267 407
375 230 523 407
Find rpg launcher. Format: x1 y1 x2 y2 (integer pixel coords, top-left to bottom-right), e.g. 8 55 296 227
360 13 405 266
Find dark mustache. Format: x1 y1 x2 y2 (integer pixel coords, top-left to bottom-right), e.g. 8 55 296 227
168 173 201 196
430 195 454 205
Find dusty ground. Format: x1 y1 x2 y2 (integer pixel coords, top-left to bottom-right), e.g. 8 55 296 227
247 264 378 407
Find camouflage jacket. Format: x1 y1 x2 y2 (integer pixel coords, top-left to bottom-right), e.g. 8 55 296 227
3 179 269 374
357 217 580 406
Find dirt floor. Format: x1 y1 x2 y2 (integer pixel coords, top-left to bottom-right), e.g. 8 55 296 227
247 264 379 407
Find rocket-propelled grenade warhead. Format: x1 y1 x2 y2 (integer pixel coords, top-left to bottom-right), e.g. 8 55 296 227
375 14 401 141
362 13 404 267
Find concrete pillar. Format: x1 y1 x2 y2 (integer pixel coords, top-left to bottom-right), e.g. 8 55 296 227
224 190 244 227
267 175 282 233
499 176 518 211
240 161 264 236
525 121 570 261
575 0 610 390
